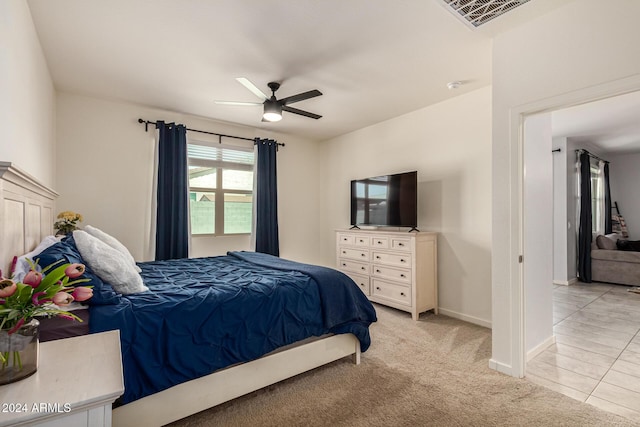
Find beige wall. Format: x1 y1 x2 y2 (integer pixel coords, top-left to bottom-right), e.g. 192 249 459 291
56 92 321 264
319 87 492 326
491 0 640 374
0 0 56 187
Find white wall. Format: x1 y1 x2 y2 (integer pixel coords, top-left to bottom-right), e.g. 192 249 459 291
56 92 321 264
523 114 553 355
608 152 640 239
492 0 640 375
0 0 56 187
552 137 568 284
320 87 492 327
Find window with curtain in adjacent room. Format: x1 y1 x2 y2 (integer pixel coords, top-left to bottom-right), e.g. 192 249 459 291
187 142 254 236
590 159 605 236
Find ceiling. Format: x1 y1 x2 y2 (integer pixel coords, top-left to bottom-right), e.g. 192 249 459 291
28 0 571 141
552 90 640 154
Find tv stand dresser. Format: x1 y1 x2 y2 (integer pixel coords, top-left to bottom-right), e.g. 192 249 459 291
336 229 438 320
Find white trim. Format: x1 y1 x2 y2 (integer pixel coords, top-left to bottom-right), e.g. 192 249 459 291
488 359 513 375
554 277 579 286
438 307 491 329
503 73 640 379
526 335 555 362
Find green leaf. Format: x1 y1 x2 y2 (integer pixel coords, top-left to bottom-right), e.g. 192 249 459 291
40 259 64 274
35 264 70 293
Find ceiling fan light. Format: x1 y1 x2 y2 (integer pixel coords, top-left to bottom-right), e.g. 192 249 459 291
263 101 282 122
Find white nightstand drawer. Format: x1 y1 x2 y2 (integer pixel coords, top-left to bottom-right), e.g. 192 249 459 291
345 273 370 295
338 259 369 275
372 265 411 284
372 279 411 306
372 251 412 268
339 247 370 261
371 237 389 248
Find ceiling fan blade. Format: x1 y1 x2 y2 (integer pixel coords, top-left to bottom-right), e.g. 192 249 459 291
236 77 268 101
282 105 322 120
214 100 262 106
279 89 323 105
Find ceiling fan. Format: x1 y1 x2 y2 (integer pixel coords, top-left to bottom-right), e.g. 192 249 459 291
215 78 322 122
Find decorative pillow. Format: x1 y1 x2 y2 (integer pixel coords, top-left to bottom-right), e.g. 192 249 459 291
84 225 142 273
35 236 121 305
616 239 640 252
605 233 621 242
12 235 59 282
596 234 617 250
73 230 148 295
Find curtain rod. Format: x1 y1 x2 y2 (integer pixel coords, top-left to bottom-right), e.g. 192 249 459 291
576 149 608 164
137 119 285 147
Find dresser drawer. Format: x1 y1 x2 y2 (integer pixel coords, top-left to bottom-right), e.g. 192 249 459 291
339 247 370 261
372 279 411 306
345 272 370 295
354 236 370 246
371 237 389 248
391 238 411 250
372 265 411 284
338 259 369 275
338 234 355 246
372 251 412 268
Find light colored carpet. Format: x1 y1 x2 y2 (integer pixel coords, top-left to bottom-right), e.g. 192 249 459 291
169 305 638 426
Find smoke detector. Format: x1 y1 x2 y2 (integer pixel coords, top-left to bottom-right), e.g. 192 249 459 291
439 0 532 28
447 81 462 90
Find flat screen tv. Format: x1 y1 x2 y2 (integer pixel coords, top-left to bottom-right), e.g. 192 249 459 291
350 171 417 229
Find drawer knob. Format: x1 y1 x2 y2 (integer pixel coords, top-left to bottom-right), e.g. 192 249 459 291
400 259 405 263
376 269 380 273
400 274 406 278
342 263 346 266
359 239 364 243
376 287 381 290
401 292 405 296
377 241 382 244
343 238 347 241
361 267 366 270
376 256 381 259
342 251 346 254
399 243 404 247
361 253 366 257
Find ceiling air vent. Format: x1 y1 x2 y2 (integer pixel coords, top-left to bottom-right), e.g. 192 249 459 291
440 0 531 28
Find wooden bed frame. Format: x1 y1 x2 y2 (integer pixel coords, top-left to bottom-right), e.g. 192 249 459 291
0 161 361 426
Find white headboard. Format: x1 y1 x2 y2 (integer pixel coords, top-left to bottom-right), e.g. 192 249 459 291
0 162 58 276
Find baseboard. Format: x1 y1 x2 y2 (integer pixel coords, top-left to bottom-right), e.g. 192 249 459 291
489 359 513 375
552 277 578 286
526 335 556 362
437 308 491 329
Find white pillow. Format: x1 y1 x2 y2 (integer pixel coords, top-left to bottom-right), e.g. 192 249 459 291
84 225 141 273
73 230 148 295
13 235 60 281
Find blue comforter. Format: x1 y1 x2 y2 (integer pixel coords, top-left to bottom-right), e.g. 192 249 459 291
89 252 376 404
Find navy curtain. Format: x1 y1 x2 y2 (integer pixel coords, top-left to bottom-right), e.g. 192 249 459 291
254 138 280 256
155 121 189 260
604 162 612 235
577 152 592 283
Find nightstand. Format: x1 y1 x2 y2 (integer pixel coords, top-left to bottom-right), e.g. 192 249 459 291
0 330 124 427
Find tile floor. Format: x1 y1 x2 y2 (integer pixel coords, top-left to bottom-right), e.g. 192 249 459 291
527 282 640 422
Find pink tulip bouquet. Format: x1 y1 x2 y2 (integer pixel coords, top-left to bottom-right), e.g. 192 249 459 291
0 258 93 335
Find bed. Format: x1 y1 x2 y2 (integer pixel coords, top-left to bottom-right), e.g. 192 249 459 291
0 162 377 426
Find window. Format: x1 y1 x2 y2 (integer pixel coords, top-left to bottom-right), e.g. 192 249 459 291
188 142 254 235
590 159 604 235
